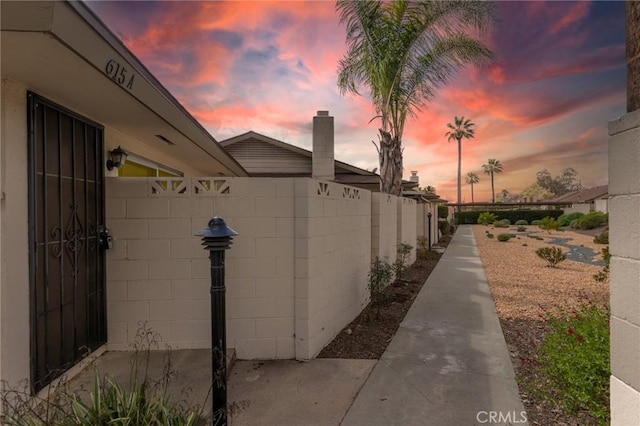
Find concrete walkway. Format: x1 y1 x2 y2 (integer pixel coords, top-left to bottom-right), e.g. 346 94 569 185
341 225 528 426
66 225 526 425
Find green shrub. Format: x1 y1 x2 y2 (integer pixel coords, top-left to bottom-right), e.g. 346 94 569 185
593 231 608 244
368 257 393 309
394 243 413 280
593 247 611 283
515 219 528 226
569 219 580 229
499 218 511 226
536 303 610 423
557 212 585 227
493 220 510 228
438 205 449 219
438 220 451 236
486 233 494 238
456 209 564 224
576 212 608 230
477 212 497 225
536 246 566 267
517 226 527 232
539 216 561 232
497 233 511 242
531 219 542 226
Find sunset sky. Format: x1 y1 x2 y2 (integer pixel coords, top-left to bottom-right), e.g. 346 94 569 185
89 0 626 202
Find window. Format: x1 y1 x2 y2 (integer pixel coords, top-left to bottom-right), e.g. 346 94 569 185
118 154 182 177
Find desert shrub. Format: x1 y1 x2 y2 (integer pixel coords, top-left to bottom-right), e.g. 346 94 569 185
394 243 413 280
576 212 608 230
456 209 563 224
486 233 494 239
477 212 497 225
493 220 510 228
515 219 528 226
517 226 527 232
539 216 561 232
593 230 608 244
536 246 566 267
531 219 542 226
593 247 611 283
536 303 610 424
569 219 580 229
497 233 511 242
557 212 585 227
499 218 511 226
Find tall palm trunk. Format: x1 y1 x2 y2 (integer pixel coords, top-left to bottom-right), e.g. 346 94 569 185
471 182 475 204
457 138 462 206
378 129 403 195
490 172 495 203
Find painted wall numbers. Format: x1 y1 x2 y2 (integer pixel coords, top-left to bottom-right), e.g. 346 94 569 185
105 59 135 90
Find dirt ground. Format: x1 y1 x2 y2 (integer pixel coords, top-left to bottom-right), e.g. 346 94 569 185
318 236 450 359
472 224 609 426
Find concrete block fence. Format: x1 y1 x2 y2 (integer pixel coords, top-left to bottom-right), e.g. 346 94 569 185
105 177 411 361
609 109 640 424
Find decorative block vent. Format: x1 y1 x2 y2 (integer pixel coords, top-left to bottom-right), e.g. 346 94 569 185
317 182 330 196
342 187 360 199
150 178 189 196
193 178 231 195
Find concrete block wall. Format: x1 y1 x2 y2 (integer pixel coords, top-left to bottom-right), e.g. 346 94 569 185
398 197 417 265
609 108 640 424
105 177 296 360
294 179 371 359
371 193 398 264
106 176 372 362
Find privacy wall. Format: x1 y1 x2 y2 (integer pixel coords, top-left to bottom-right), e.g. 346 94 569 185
105 177 371 360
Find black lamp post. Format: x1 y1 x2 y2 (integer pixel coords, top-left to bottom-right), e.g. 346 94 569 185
195 217 238 426
427 211 432 251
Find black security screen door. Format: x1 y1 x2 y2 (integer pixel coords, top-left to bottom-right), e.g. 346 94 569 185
28 93 107 392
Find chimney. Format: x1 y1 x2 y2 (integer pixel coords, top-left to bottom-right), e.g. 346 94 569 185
409 171 419 184
312 111 334 181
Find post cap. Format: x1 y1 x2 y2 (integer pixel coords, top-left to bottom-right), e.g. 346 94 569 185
195 216 239 239
427 211 432 217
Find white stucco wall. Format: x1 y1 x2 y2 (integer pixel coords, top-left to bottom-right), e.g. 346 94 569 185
0 78 31 388
594 198 609 214
371 193 398 264
609 108 640 424
105 177 371 361
564 203 592 215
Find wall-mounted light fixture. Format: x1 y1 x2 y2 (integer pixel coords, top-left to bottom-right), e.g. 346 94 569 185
106 146 128 170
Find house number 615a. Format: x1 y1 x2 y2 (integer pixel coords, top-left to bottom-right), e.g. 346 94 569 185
105 59 135 90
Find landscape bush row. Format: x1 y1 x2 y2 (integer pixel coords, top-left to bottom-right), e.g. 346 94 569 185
456 209 564 225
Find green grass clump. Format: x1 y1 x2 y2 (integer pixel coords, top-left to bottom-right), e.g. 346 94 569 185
536 246 566 267
539 216 561 232
477 212 497 225
593 230 608 244
536 303 610 424
497 233 511 242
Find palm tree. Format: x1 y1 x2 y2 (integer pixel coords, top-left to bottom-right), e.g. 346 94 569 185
482 159 503 203
336 0 495 195
446 117 476 205
465 171 479 204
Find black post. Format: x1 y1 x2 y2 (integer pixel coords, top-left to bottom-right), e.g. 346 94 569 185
427 211 432 251
195 217 238 426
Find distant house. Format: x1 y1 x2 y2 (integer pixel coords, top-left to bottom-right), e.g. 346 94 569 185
548 185 608 214
220 129 418 193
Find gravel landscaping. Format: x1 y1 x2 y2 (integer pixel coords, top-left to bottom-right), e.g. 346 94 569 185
472 224 609 425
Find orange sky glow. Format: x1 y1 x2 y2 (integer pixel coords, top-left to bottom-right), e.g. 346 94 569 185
89 0 626 202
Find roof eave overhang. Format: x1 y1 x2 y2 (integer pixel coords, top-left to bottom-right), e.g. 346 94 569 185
1 0 248 177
